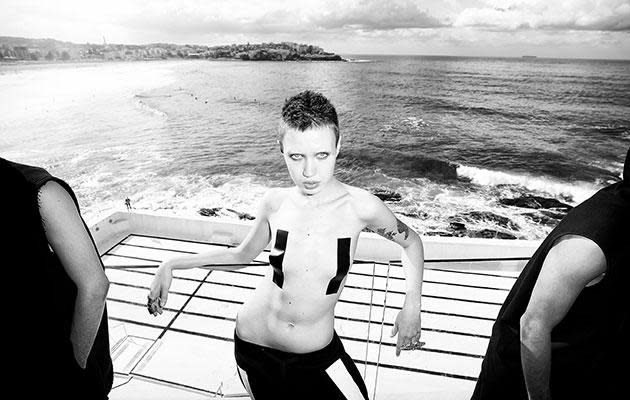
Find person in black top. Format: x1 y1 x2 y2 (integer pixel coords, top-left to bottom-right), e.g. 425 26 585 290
1 157 113 399
472 147 629 400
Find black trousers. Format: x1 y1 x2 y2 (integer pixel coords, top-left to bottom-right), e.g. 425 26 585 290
234 330 369 400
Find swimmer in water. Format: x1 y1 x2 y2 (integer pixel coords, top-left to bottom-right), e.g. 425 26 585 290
148 91 425 400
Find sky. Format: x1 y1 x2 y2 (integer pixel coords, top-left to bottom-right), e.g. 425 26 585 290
1 0 629 59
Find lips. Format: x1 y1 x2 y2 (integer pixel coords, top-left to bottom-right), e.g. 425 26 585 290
303 181 320 189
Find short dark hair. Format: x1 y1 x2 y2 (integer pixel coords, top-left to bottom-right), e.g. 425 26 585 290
279 90 339 146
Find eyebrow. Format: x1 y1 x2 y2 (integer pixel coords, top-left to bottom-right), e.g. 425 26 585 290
287 150 331 155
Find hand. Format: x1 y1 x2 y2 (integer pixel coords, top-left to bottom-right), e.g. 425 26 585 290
391 302 424 356
147 262 172 316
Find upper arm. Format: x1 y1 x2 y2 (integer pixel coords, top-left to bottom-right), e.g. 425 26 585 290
38 181 108 292
359 192 419 248
234 190 276 260
523 235 606 330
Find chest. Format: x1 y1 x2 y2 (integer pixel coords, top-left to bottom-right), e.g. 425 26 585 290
266 200 362 291
269 199 362 245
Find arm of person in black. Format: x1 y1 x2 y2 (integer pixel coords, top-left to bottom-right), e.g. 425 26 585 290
39 181 110 369
520 235 606 400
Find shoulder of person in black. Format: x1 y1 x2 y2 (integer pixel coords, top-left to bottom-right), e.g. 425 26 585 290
0 157 113 399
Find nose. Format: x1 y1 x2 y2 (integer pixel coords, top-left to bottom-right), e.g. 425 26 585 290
302 158 316 178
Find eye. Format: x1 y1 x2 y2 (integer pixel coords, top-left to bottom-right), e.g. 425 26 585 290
289 154 303 161
316 152 330 160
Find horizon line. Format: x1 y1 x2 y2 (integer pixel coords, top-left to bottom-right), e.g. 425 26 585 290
2 35 629 62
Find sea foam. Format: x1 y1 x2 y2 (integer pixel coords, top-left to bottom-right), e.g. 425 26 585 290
457 165 601 203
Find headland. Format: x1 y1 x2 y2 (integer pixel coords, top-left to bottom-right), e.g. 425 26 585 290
0 36 344 63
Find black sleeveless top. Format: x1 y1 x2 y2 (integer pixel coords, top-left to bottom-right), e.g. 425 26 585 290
0 158 113 399
472 150 630 400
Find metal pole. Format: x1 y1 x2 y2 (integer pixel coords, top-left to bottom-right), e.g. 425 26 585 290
372 261 391 400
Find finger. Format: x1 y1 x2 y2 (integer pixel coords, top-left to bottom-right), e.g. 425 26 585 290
149 296 161 316
396 334 404 357
150 299 160 316
160 288 169 307
154 296 163 314
390 322 399 338
147 296 154 314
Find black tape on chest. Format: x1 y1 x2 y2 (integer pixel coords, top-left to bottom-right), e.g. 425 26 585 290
326 238 351 295
269 229 288 288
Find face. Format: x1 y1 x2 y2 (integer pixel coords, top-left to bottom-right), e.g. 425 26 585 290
281 125 339 196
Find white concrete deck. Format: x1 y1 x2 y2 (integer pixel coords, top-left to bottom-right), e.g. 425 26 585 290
97 218 528 399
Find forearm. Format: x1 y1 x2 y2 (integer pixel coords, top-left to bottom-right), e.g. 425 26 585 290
71 289 107 368
521 318 552 400
401 238 424 305
165 247 252 271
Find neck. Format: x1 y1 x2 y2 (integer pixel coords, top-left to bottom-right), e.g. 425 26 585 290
295 179 344 206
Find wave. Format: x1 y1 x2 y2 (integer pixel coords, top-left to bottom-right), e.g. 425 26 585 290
134 94 173 99
393 94 533 121
134 99 168 118
456 165 602 203
589 124 629 137
338 150 458 181
79 172 271 225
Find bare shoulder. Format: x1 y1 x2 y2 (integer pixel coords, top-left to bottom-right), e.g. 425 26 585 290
38 180 75 213
549 234 606 272
258 187 290 216
37 181 84 237
342 184 389 220
542 234 607 288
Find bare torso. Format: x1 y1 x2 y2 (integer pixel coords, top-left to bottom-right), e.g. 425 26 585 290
236 185 365 353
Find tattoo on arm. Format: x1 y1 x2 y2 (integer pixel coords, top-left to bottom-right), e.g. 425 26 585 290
364 218 410 241
396 218 410 240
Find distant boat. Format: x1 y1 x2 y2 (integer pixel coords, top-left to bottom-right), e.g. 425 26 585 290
521 55 537 59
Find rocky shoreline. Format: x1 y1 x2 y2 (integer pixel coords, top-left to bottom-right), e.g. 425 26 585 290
197 188 572 240
1 36 344 63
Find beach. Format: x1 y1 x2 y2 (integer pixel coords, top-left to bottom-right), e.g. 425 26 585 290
1 57 628 239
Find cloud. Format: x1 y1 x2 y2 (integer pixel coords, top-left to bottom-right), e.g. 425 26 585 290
1 0 628 58
312 0 446 30
115 0 447 36
453 0 630 32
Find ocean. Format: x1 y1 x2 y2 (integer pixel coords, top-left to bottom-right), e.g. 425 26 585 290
1 56 628 239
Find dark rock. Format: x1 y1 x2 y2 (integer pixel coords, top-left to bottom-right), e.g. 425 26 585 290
199 207 256 220
226 208 255 220
521 212 554 226
470 229 518 240
424 231 455 237
522 211 563 227
455 211 520 230
369 187 402 202
449 222 467 231
399 211 429 219
500 195 573 211
539 209 567 219
198 207 221 217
